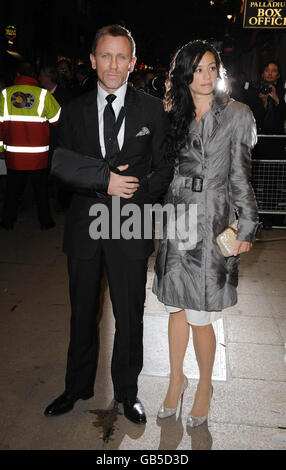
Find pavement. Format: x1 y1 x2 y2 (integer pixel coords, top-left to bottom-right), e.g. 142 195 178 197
0 184 286 451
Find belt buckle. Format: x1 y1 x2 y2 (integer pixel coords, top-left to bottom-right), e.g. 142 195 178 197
192 176 203 192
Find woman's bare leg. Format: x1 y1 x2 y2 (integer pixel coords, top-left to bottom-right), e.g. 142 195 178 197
163 310 190 408
190 323 216 417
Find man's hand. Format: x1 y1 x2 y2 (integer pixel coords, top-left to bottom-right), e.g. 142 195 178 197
108 164 139 198
233 239 252 256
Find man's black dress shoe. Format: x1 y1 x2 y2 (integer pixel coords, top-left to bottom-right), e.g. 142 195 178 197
44 391 93 416
122 398 146 425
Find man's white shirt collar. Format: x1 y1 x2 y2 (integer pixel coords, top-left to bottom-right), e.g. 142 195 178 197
50 84 57 94
97 82 127 116
97 82 127 156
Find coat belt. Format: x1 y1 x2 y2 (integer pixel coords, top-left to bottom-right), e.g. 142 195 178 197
176 174 228 191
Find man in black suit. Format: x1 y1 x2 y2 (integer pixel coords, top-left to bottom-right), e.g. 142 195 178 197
38 65 72 106
39 65 73 210
73 63 96 96
44 25 174 424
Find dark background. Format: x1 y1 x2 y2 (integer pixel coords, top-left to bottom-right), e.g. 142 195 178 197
1 0 286 85
0 1 285 228
1 0 238 64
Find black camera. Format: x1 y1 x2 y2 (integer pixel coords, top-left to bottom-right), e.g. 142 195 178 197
259 83 272 95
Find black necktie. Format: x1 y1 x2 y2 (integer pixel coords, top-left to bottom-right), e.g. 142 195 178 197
103 94 120 160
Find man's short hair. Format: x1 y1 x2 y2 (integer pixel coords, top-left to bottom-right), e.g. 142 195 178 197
91 24 136 58
17 61 34 77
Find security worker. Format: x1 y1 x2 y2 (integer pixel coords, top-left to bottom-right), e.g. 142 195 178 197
0 62 60 230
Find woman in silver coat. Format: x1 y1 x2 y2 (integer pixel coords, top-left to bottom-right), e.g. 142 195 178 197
152 40 261 427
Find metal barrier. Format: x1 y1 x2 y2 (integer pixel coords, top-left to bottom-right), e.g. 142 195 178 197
251 135 286 227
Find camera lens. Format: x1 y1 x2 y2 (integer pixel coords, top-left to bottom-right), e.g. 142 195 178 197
260 85 271 94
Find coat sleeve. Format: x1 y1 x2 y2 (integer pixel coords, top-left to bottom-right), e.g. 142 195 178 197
51 102 110 195
137 100 174 203
229 103 262 242
149 103 175 202
51 147 110 194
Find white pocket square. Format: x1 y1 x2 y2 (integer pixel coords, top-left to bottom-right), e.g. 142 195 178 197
136 126 150 137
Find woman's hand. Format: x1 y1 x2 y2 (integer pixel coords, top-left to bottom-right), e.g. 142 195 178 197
233 239 252 256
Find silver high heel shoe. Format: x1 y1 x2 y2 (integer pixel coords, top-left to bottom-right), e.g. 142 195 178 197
157 375 189 418
186 385 213 428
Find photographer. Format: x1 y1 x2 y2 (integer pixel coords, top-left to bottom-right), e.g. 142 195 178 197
245 61 286 158
245 62 286 228
56 59 74 92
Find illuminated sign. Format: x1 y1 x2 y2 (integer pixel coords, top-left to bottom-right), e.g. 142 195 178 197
5 25 17 40
243 1 286 28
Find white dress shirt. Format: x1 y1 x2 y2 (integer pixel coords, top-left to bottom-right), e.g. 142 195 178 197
50 84 57 95
97 83 127 158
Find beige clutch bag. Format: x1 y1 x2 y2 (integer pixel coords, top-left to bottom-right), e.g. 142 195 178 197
216 220 238 257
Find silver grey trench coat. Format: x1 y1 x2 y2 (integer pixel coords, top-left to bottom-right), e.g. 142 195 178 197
152 93 261 312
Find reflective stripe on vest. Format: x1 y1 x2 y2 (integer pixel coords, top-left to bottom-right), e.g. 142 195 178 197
3 115 47 122
37 88 47 116
4 145 49 153
49 108 61 123
2 89 9 119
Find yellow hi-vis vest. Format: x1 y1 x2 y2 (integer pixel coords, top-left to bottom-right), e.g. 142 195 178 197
0 77 61 170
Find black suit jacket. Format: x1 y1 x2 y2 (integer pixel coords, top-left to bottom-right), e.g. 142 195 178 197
48 86 73 166
53 85 73 106
53 84 174 260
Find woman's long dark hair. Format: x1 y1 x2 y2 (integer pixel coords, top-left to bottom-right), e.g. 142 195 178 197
164 40 225 153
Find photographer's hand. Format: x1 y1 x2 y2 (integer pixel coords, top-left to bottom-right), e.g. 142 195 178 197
259 92 268 108
268 84 279 104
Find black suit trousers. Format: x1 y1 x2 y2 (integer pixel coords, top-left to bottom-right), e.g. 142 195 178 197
65 239 148 403
1 168 54 227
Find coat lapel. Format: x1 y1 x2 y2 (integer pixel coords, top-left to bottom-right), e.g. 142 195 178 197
206 92 230 145
83 88 103 159
121 85 139 149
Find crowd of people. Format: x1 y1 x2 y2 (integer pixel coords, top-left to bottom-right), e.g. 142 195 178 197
0 57 99 228
0 24 284 429
0 57 171 228
1 54 285 230
0 58 96 99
